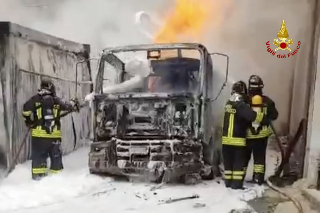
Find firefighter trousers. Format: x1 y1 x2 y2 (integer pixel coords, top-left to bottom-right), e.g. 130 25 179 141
244 137 268 185
222 144 246 189
31 137 63 180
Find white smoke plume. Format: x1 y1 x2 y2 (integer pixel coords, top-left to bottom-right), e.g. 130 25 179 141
0 0 171 57
0 0 315 135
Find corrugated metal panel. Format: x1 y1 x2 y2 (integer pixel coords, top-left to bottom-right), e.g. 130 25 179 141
0 22 92 169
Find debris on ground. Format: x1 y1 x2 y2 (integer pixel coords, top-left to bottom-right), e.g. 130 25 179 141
193 203 206 208
92 188 116 197
158 194 199 205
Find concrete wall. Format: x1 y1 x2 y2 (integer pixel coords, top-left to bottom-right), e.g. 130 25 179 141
304 36 320 185
0 22 92 169
304 0 320 186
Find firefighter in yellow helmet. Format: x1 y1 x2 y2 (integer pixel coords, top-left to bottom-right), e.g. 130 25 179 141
22 78 80 180
222 81 266 190
244 75 278 185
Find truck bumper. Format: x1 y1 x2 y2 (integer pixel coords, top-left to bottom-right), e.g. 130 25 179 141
89 138 203 182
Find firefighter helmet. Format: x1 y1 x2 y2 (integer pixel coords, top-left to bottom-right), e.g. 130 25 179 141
231 80 247 95
40 77 56 94
248 75 264 91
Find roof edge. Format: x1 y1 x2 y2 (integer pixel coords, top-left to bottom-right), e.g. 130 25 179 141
0 22 90 54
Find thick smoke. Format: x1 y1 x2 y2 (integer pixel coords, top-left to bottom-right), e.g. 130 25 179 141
0 0 171 56
0 0 315 135
131 0 314 136
200 0 314 135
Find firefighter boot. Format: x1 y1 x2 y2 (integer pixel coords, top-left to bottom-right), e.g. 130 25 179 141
231 180 245 190
225 179 232 188
253 173 265 185
32 173 47 181
32 163 48 181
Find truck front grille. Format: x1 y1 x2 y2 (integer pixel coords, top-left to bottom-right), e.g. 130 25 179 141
116 139 176 162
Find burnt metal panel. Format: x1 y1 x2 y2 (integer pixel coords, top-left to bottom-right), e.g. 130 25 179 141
0 22 92 169
102 43 207 53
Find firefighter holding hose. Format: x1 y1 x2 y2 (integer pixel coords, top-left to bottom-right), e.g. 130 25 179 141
22 78 80 180
244 75 278 185
222 81 267 190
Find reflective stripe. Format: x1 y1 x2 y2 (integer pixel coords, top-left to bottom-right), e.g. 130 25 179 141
32 168 48 174
50 169 62 174
228 114 234 138
53 108 58 118
247 126 272 139
248 105 272 139
254 164 265 173
250 85 260 88
233 171 245 180
31 102 62 138
224 170 232 175
233 171 245 175
36 105 42 120
35 102 42 119
53 104 60 117
32 128 62 138
222 137 246 146
224 170 232 180
22 111 32 116
225 175 232 180
263 107 267 114
232 175 243 180
255 112 264 123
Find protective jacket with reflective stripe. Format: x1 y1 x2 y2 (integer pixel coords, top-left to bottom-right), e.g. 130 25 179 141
222 95 265 146
22 94 74 139
246 95 278 139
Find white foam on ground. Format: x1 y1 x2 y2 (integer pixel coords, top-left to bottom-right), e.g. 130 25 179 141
0 146 266 213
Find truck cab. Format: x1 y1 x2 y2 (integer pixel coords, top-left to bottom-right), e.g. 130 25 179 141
88 43 221 183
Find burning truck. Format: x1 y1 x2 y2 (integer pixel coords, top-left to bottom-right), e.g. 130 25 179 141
87 43 229 183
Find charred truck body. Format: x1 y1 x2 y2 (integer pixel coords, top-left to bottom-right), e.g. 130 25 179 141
89 43 225 183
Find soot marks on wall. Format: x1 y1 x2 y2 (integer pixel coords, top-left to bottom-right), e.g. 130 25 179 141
0 22 92 168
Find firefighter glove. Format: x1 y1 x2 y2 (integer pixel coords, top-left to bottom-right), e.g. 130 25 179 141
24 117 34 128
70 98 80 112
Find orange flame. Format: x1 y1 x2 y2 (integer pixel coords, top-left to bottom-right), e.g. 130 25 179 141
154 0 234 44
154 0 213 43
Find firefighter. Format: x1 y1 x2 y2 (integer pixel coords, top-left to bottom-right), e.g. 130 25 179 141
244 75 278 185
22 78 80 180
222 81 266 190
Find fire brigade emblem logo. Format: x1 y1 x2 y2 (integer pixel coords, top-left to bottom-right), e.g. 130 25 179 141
265 20 301 58
273 20 293 51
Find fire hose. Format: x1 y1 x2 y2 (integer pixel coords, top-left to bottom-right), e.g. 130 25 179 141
268 118 306 182
266 179 303 213
4 102 88 178
266 119 307 213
